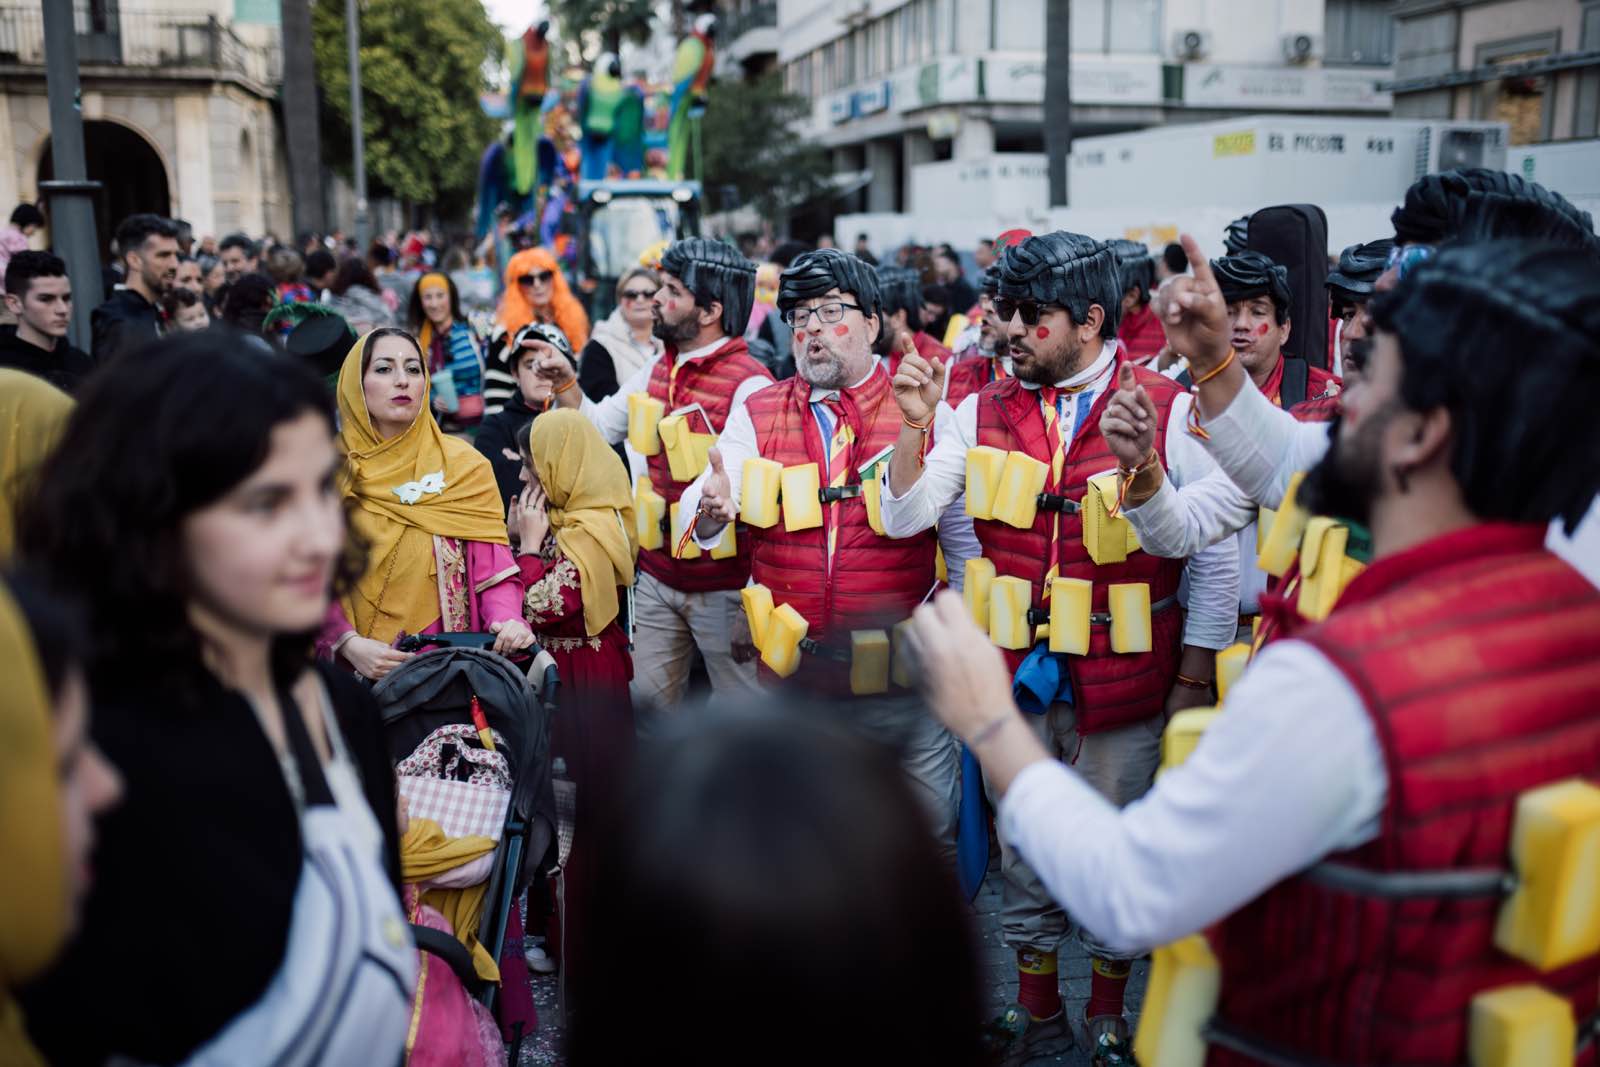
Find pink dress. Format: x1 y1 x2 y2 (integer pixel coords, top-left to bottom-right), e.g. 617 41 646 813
316 538 523 659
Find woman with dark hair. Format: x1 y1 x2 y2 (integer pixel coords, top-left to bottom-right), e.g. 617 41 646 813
14 333 416 1066
216 271 278 342
325 257 396 334
317 327 533 681
568 710 985 1065
407 271 486 434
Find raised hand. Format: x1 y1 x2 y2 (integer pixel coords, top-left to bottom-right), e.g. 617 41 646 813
1152 233 1232 377
698 447 737 526
1101 363 1158 469
892 338 946 426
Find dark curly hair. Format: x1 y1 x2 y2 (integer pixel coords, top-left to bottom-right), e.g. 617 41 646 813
14 330 367 697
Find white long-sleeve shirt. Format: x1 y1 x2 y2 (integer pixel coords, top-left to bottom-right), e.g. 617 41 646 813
999 638 1387 952
676 360 982 588
578 336 772 447
879 344 1240 650
1129 375 1600 588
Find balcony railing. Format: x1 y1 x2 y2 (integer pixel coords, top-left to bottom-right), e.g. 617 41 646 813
0 3 282 85
723 0 777 42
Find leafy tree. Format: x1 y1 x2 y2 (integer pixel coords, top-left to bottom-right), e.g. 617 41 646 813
312 0 503 221
701 72 832 219
546 0 656 61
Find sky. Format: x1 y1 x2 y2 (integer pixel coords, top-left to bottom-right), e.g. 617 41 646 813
484 0 545 33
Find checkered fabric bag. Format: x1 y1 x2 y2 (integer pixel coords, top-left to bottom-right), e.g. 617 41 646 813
396 723 514 841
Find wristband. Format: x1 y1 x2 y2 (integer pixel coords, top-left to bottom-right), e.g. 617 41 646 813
902 412 933 432
552 376 578 395
1191 347 1236 386
968 713 1013 748
1174 673 1212 690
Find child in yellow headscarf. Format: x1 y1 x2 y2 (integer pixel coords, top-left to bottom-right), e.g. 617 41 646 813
510 409 638 987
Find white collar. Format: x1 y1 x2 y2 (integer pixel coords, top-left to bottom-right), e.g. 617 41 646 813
674 335 730 365
807 356 882 403
1019 340 1117 393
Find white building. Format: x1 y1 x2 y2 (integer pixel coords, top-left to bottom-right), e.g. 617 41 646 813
0 0 291 252
776 0 1398 221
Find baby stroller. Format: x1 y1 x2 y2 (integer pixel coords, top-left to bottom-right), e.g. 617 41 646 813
375 632 560 1063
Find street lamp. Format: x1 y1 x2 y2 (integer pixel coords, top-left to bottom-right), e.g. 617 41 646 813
38 0 104 351
347 0 369 247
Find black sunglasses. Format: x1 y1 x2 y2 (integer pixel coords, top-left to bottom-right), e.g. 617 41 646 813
620 288 658 302
993 298 1063 327
518 270 555 286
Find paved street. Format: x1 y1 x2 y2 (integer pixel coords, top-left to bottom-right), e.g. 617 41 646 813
519 848 1149 1066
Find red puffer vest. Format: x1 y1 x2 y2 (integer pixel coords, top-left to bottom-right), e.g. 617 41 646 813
745 366 938 696
972 356 1185 733
639 337 772 593
1210 523 1600 1066
945 355 1007 409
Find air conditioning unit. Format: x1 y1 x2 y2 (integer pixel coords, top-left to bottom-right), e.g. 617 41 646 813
1281 33 1320 64
1415 124 1508 177
1173 29 1210 62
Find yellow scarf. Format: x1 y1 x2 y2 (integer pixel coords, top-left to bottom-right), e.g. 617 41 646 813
400 817 500 982
0 583 65 1067
529 410 638 636
336 332 509 644
0 370 73 560
414 273 451 355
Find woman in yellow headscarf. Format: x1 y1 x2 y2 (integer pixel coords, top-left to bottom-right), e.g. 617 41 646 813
318 328 535 680
0 369 73 559
509 408 637 986
1 576 121 1067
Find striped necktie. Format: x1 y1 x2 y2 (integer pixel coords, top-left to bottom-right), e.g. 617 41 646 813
1037 382 1093 611
821 395 853 561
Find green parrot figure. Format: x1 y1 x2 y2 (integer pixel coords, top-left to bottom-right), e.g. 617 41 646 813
667 14 716 180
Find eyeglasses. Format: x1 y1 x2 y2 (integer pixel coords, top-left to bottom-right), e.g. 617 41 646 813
993 299 1063 327
1384 243 1434 280
782 301 864 329
620 288 658 302
518 270 555 286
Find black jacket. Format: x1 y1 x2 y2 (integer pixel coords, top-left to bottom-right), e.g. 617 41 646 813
0 325 94 394
90 286 163 363
475 391 539 509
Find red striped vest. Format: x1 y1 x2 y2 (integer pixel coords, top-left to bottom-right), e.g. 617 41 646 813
745 366 938 697
972 356 1185 733
1211 523 1600 1065
639 337 772 593
945 355 1006 409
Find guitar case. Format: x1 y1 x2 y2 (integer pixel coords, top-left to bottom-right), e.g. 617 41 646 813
1246 204 1330 372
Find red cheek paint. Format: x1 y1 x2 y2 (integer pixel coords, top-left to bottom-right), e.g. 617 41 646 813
794 329 806 342
1255 323 1270 337
1035 326 1051 339
833 324 850 337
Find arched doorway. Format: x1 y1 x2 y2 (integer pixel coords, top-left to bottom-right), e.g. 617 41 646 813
37 120 171 259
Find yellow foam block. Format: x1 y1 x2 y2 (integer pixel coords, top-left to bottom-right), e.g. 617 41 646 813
988 575 1034 650
935 544 947 583
862 469 886 536
740 457 784 529
890 619 915 689
1251 616 1261 642
964 446 1009 520
626 393 664 456
760 602 809 678
1296 517 1350 622
1215 643 1251 702
1133 935 1220 1067
668 502 700 560
1468 984 1575 1067
740 584 774 651
708 520 738 560
634 478 665 551
850 630 891 695
1161 708 1220 772
1108 582 1152 653
1494 778 1600 972
1083 472 1132 565
964 558 996 629
991 451 1050 530
780 463 823 532
1255 507 1275 555
661 425 715 482
1047 577 1092 656
1257 471 1309 577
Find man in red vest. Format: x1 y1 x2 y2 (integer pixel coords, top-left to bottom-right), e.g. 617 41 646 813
542 237 772 713
678 248 961 861
911 237 1600 1066
944 264 1014 408
1108 238 1166 366
880 231 1240 1042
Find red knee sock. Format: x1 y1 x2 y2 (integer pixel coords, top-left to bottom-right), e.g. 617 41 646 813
1016 948 1062 1021
1085 956 1131 1020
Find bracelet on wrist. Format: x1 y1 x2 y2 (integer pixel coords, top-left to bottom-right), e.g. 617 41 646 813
1174 673 1212 690
968 713 1012 748
903 412 933 432
1191 347 1237 387
552 376 578 395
